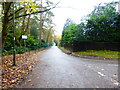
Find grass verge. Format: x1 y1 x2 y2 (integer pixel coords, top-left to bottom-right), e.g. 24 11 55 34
58 46 119 59
75 50 119 59
58 46 65 50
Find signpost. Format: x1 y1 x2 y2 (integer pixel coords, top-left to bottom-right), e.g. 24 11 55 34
22 35 27 39
12 3 28 66
13 3 16 66
22 35 27 56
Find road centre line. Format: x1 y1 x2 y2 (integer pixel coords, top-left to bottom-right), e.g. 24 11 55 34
97 72 105 77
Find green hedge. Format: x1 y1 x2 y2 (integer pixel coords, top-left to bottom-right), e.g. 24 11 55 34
2 45 53 56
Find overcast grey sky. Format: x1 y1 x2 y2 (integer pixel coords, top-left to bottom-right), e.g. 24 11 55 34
51 0 119 35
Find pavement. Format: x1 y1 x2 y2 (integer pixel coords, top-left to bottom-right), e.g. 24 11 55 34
18 46 119 88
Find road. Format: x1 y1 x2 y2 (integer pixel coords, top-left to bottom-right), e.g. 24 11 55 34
18 46 119 88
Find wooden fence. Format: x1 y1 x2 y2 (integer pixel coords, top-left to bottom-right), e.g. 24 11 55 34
63 42 120 52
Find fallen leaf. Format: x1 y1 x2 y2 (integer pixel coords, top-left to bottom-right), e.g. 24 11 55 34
28 79 31 82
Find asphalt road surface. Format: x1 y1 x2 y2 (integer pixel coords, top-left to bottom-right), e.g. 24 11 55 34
18 46 119 88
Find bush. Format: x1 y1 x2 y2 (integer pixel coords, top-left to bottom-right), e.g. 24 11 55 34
16 46 25 54
2 49 13 55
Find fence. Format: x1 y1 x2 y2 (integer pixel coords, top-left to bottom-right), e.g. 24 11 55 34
1 44 53 56
63 42 120 52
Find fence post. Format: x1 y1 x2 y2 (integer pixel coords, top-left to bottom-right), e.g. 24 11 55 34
12 3 16 66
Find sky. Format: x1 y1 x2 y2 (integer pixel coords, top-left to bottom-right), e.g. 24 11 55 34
50 0 119 35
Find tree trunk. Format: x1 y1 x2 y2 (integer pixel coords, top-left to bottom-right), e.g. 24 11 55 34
22 14 26 34
19 6 26 46
46 30 51 44
2 17 9 47
26 15 31 35
2 2 11 47
39 0 43 46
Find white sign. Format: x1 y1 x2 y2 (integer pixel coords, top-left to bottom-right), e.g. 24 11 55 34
118 2 120 14
22 35 27 39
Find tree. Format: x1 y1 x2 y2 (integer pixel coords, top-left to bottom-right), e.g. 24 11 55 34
30 16 40 39
61 1 120 47
54 35 61 45
61 18 76 45
72 22 87 43
1 1 59 47
85 2 120 42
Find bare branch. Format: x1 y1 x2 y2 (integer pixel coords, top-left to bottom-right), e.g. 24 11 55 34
8 7 24 17
8 1 59 21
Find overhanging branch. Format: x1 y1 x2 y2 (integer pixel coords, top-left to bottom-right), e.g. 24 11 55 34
8 1 59 21
8 7 24 17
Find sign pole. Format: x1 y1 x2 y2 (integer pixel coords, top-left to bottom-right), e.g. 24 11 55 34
22 35 27 58
24 39 26 53
24 39 26 59
13 2 16 66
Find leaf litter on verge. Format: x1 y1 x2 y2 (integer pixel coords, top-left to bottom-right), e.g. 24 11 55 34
1 50 41 89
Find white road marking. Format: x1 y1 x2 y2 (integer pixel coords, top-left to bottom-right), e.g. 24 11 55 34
111 78 119 86
101 69 104 71
108 64 118 66
97 72 105 77
88 66 91 68
113 74 117 78
96 86 99 88
113 82 119 86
